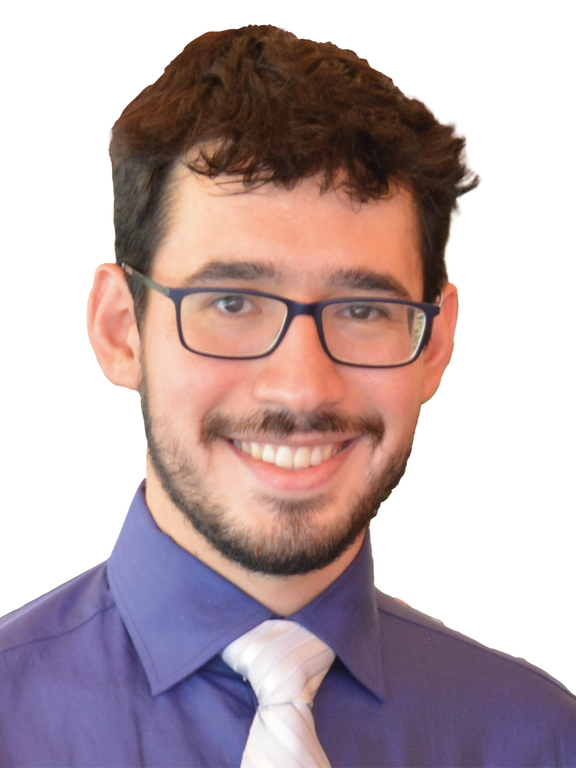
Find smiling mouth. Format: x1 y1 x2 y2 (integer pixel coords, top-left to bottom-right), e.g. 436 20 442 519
230 439 355 470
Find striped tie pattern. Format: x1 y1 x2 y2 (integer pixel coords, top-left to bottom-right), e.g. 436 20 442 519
222 620 335 768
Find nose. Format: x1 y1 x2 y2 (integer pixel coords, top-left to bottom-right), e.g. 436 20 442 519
252 314 347 413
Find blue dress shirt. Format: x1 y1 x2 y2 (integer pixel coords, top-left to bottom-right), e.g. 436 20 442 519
1 484 575 767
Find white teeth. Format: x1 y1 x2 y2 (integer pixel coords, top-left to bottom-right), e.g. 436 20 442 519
310 446 324 466
250 442 263 460
233 439 343 470
275 445 294 469
293 446 311 469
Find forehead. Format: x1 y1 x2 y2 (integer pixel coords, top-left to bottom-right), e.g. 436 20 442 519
153 166 423 299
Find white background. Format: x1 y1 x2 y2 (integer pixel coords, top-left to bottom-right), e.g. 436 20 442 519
1 2 574 694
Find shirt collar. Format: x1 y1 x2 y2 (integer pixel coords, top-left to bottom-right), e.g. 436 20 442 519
108 484 384 700
292 534 385 701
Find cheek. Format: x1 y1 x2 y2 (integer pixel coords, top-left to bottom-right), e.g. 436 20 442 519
143 336 255 430
357 365 424 433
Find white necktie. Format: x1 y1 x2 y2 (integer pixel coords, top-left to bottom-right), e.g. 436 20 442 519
222 620 335 768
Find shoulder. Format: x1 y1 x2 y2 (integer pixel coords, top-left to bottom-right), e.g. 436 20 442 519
0 563 144 765
375 589 576 722
0 562 114 656
0 562 132 721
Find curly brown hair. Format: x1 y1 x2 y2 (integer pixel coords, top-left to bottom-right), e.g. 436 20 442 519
110 25 478 316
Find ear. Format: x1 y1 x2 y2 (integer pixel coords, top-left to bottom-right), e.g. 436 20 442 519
87 263 142 391
421 282 458 403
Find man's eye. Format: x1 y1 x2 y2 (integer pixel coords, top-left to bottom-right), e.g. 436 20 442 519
344 303 386 321
215 295 251 314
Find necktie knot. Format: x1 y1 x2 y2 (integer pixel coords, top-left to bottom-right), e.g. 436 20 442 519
222 620 335 768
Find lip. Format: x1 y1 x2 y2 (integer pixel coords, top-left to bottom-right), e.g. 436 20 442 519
226 436 360 494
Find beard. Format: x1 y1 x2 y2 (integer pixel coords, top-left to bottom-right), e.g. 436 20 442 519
141 385 412 576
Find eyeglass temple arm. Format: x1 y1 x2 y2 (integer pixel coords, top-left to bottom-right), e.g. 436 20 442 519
121 263 171 297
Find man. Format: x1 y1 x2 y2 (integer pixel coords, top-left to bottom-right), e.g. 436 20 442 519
1 24 575 767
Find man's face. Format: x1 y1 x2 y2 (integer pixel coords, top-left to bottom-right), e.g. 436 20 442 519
138 169 434 576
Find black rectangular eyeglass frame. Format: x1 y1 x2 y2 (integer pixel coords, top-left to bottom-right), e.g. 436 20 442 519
122 263 442 368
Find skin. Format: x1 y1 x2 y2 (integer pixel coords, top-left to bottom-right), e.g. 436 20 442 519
87 168 458 615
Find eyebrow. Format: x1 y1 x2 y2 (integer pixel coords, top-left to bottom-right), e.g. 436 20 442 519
181 259 412 300
182 260 282 286
325 268 413 301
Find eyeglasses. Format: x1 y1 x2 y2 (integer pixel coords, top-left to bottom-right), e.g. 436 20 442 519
122 263 441 368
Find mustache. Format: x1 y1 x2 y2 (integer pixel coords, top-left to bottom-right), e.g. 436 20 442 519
200 408 385 448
